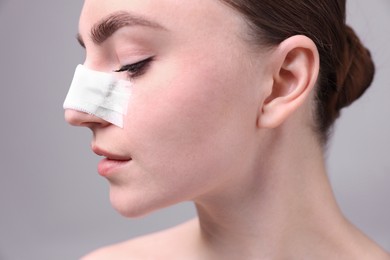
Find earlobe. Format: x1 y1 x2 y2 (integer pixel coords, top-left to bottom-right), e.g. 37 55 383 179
258 35 320 129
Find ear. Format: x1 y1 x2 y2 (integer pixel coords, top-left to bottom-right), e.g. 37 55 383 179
258 35 320 129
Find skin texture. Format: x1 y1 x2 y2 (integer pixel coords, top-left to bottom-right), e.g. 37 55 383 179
65 0 390 259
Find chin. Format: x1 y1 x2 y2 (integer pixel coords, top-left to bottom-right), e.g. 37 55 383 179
108 187 161 218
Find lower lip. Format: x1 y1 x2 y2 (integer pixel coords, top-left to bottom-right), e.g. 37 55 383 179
98 158 131 177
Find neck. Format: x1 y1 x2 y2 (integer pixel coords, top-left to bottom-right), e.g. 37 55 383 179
193 126 363 259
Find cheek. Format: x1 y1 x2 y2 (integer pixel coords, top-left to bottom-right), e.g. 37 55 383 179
122 52 259 199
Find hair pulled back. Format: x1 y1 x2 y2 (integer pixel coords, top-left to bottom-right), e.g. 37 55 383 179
221 0 375 142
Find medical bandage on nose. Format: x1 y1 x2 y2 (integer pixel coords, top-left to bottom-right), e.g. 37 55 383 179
63 64 132 128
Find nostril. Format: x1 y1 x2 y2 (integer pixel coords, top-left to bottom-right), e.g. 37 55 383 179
64 109 111 128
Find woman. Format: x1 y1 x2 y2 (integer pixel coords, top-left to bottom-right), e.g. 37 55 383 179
64 0 390 259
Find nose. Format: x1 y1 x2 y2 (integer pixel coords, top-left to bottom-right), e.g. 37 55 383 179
64 109 110 128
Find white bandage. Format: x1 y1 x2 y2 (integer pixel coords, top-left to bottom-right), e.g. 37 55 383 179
63 64 132 128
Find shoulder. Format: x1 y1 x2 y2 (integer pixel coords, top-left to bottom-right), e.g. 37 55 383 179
80 218 199 260
80 240 145 260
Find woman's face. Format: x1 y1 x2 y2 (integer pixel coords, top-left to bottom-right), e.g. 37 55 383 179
66 0 273 217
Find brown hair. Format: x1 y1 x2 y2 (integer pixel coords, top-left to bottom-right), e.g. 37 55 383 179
221 0 375 142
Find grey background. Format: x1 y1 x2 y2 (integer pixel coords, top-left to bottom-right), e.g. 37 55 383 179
0 1 389 259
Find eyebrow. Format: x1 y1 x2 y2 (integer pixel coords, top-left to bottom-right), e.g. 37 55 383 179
77 11 166 48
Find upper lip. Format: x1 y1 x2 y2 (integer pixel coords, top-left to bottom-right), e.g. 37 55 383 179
92 145 132 161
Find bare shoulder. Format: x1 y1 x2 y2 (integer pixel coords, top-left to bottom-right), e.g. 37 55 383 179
80 218 199 260
370 248 390 260
366 249 390 260
350 237 390 260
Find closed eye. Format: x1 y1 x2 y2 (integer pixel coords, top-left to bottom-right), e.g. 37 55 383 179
114 57 154 79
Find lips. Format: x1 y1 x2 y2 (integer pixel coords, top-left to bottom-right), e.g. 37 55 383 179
92 145 132 161
92 145 132 177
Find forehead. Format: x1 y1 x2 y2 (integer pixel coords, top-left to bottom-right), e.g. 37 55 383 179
79 0 246 38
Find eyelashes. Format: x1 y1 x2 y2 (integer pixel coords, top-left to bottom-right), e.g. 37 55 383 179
114 57 154 79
